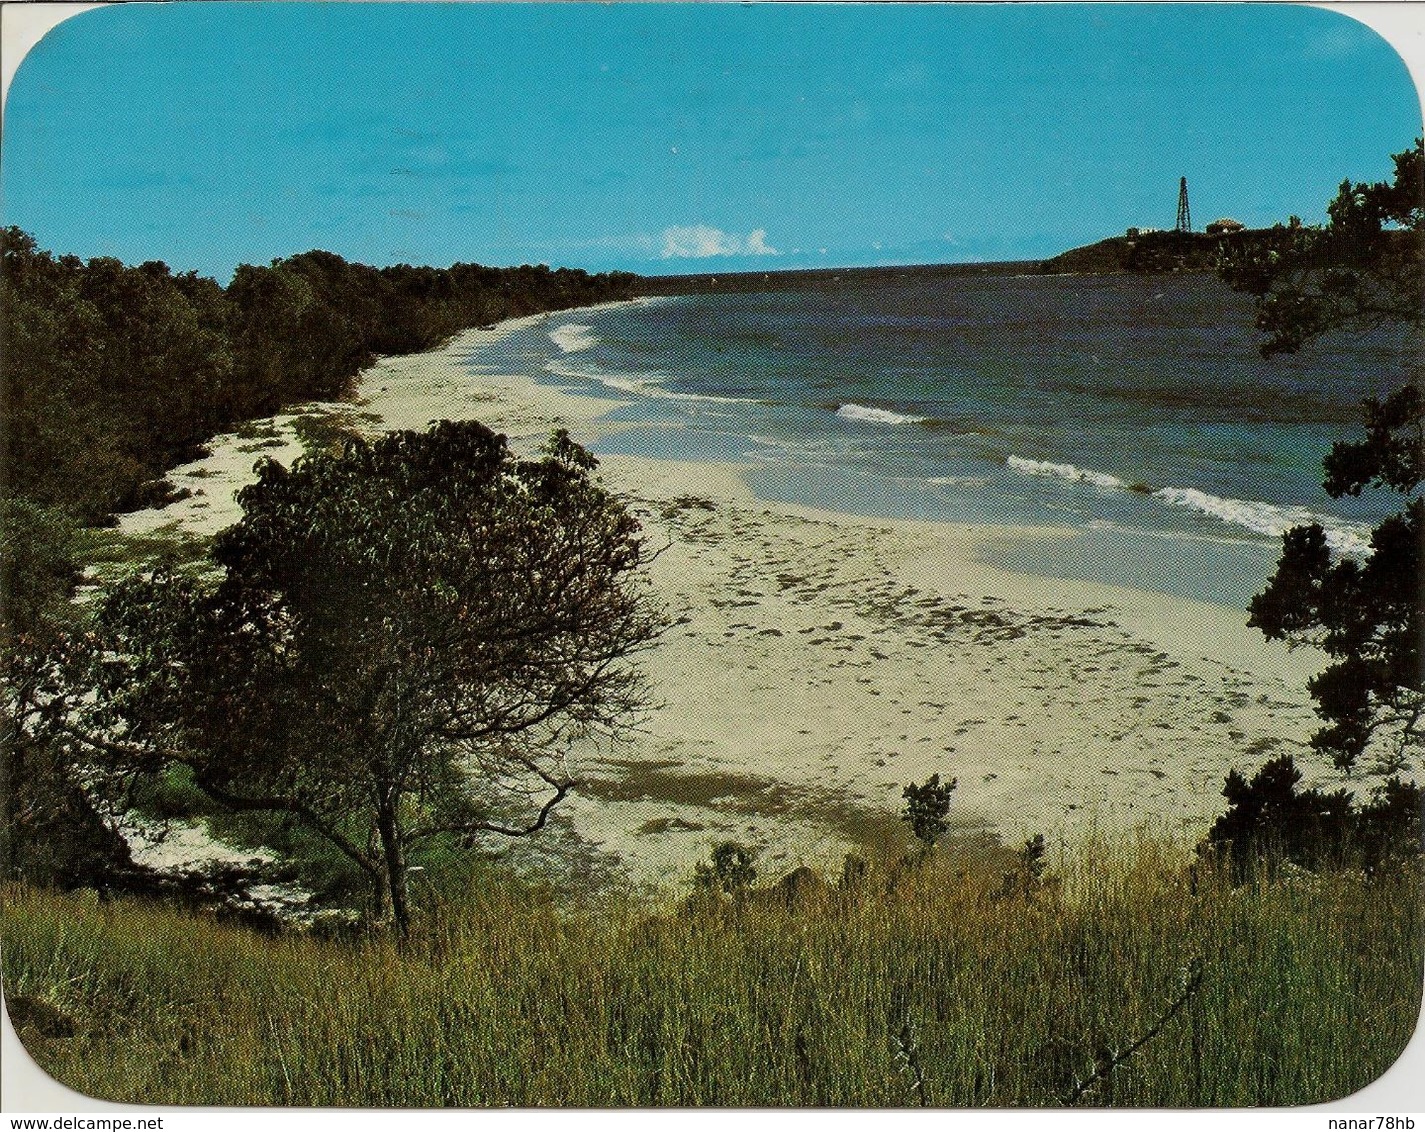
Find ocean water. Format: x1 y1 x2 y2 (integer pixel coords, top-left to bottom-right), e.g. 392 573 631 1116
475 269 1412 607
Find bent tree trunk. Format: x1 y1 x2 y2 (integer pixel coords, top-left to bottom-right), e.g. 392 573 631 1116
374 787 410 937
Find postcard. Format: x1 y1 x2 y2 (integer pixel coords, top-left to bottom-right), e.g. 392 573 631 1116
2 2 1421 1119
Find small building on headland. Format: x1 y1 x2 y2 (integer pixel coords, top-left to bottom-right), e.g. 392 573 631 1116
1206 218 1246 236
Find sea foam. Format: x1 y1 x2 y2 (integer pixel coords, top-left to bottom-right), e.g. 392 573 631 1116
549 323 599 353
836 403 927 426
1006 455 1127 490
1151 486 1373 556
1006 454 1372 555
544 358 760 405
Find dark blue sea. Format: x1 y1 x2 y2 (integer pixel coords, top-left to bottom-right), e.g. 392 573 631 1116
475 269 1412 607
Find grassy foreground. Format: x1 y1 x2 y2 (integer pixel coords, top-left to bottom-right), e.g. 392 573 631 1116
3 842 1421 1108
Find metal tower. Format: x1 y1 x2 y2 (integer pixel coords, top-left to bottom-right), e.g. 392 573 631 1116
1175 177 1192 234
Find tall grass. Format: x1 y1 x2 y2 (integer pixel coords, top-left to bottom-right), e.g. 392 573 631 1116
3 842 1420 1107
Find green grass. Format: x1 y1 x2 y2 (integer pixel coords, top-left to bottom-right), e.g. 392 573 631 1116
3 843 1420 1108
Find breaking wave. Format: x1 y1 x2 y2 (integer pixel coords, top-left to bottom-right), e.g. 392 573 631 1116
544 358 761 405
1151 486 1372 556
549 323 599 353
1006 456 1128 490
1007 455 1372 555
835 403 927 426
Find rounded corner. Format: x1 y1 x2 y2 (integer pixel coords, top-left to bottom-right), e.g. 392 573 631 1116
2 986 121 1111
1311 985 1425 1111
3 4 116 122
1307 4 1425 126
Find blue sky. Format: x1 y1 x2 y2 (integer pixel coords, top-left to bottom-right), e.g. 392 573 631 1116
2 3 1420 279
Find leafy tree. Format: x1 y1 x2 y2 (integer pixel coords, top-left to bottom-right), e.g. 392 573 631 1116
1217 140 1422 357
1 498 82 644
1 228 137 519
900 773 955 853
1219 142 1424 775
223 261 326 414
1 230 240 517
80 421 662 934
75 254 236 486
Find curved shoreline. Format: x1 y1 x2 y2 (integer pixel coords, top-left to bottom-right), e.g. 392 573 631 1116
111 312 1358 896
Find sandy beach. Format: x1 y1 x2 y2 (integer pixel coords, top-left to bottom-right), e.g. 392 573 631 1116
115 307 1352 895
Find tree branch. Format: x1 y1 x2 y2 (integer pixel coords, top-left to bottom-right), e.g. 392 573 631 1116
406 771 573 842
59 722 381 877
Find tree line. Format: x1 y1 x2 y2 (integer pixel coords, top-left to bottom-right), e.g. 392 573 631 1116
0 227 639 522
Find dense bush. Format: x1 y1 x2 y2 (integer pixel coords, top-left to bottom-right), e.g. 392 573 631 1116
0 227 639 523
0 498 135 888
900 773 956 853
1202 754 1423 876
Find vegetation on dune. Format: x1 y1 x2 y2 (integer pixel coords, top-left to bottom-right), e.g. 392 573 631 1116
1201 753 1422 880
3 843 1419 1108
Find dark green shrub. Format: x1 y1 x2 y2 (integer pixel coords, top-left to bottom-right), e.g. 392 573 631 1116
1202 754 1422 876
900 773 956 853
692 841 758 897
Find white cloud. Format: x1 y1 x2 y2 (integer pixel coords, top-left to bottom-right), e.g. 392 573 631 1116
661 225 734 258
660 224 780 259
744 228 778 256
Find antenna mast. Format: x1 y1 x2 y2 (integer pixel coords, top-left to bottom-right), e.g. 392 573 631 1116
1175 177 1192 234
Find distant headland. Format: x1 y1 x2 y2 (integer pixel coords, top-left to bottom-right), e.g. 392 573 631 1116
635 260 1040 296
1039 223 1257 275
639 178 1272 290
637 227 1274 296
634 230 1246 296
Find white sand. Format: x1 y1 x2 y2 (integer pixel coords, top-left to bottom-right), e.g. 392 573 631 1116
114 308 1371 897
